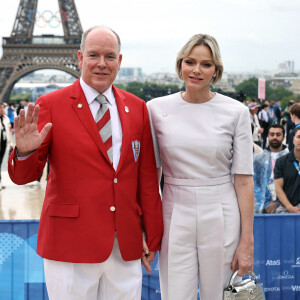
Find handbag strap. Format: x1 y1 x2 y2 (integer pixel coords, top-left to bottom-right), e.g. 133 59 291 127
229 270 258 286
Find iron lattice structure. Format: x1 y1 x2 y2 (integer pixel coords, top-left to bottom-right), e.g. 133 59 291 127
0 0 83 101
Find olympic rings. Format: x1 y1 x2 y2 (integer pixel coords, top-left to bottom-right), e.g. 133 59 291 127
27 10 67 29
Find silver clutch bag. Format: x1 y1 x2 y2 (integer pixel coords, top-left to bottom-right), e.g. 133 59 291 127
223 271 266 300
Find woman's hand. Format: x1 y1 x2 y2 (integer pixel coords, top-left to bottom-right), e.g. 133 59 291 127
231 238 254 277
14 103 52 156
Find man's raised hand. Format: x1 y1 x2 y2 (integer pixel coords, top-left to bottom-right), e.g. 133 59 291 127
14 103 52 156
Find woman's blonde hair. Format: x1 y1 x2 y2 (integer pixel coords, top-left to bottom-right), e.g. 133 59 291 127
176 34 223 84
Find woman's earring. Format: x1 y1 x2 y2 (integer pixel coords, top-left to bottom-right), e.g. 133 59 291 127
213 74 216 77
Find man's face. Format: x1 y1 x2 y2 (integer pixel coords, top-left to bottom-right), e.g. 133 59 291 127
294 130 300 151
268 128 284 149
78 28 122 94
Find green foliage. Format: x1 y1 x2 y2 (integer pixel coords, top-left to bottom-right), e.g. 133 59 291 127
235 77 294 102
118 81 182 101
125 82 144 98
235 77 258 99
9 93 31 102
114 83 126 90
266 87 292 101
281 95 300 110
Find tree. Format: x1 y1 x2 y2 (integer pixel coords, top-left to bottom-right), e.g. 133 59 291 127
266 87 292 101
114 83 126 90
125 82 144 98
142 83 182 101
9 92 32 103
281 95 300 110
235 77 293 102
235 77 258 99
115 82 182 102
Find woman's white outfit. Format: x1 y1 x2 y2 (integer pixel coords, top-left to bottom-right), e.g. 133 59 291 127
147 93 253 300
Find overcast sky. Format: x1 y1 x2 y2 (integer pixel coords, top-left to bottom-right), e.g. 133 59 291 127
0 0 299 74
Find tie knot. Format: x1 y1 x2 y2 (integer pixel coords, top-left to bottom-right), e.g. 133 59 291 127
95 94 107 105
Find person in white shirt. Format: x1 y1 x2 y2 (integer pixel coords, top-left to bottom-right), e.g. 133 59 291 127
0 102 13 189
249 102 263 146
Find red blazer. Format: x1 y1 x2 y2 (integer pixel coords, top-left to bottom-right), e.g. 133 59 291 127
8 79 163 263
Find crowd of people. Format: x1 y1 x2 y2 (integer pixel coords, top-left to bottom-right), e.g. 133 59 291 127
248 99 300 213
0 99 35 189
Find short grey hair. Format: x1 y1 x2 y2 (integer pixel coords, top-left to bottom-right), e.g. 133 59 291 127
80 25 121 53
176 34 223 84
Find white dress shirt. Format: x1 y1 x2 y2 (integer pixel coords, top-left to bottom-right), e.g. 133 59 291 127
250 112 261 142
80 78 122 170
258 109 269 123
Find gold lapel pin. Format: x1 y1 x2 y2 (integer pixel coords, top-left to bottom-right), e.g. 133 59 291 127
125 106 129 113
77 103 83 109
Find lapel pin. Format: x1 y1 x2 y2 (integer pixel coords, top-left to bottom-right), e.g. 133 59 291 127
162 113 168 117
77 103 83 109
125 106 129 113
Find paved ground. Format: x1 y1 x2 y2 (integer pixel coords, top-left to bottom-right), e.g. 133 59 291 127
0 148 46 220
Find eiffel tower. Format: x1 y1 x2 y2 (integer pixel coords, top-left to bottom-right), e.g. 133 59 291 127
0 0 83 102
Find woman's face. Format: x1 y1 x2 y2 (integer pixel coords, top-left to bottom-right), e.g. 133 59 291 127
181 45 216 92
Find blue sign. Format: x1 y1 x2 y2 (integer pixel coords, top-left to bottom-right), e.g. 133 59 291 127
1 215 300 299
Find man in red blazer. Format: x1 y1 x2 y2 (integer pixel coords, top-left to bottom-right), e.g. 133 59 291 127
8 26 163 300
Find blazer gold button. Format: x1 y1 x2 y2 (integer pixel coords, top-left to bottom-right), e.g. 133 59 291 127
114 178 118 183
110 206 116 211
77 103 83 109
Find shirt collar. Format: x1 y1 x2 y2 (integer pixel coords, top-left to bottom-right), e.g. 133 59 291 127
79 77 115 106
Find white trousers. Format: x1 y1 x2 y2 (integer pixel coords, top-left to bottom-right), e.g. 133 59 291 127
44 235 142 300
159 178 240 300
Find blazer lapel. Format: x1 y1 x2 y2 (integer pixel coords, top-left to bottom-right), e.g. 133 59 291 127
113 86 131 174
70 80 113 165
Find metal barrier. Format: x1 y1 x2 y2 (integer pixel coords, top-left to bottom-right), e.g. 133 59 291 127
1 215 300 300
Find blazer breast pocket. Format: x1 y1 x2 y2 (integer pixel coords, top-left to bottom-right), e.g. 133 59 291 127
46 203 80 218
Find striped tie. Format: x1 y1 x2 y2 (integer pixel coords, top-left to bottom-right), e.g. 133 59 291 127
95 94 113 163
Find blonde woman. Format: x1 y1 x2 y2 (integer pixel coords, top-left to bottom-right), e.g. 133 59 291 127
147 34 254 300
